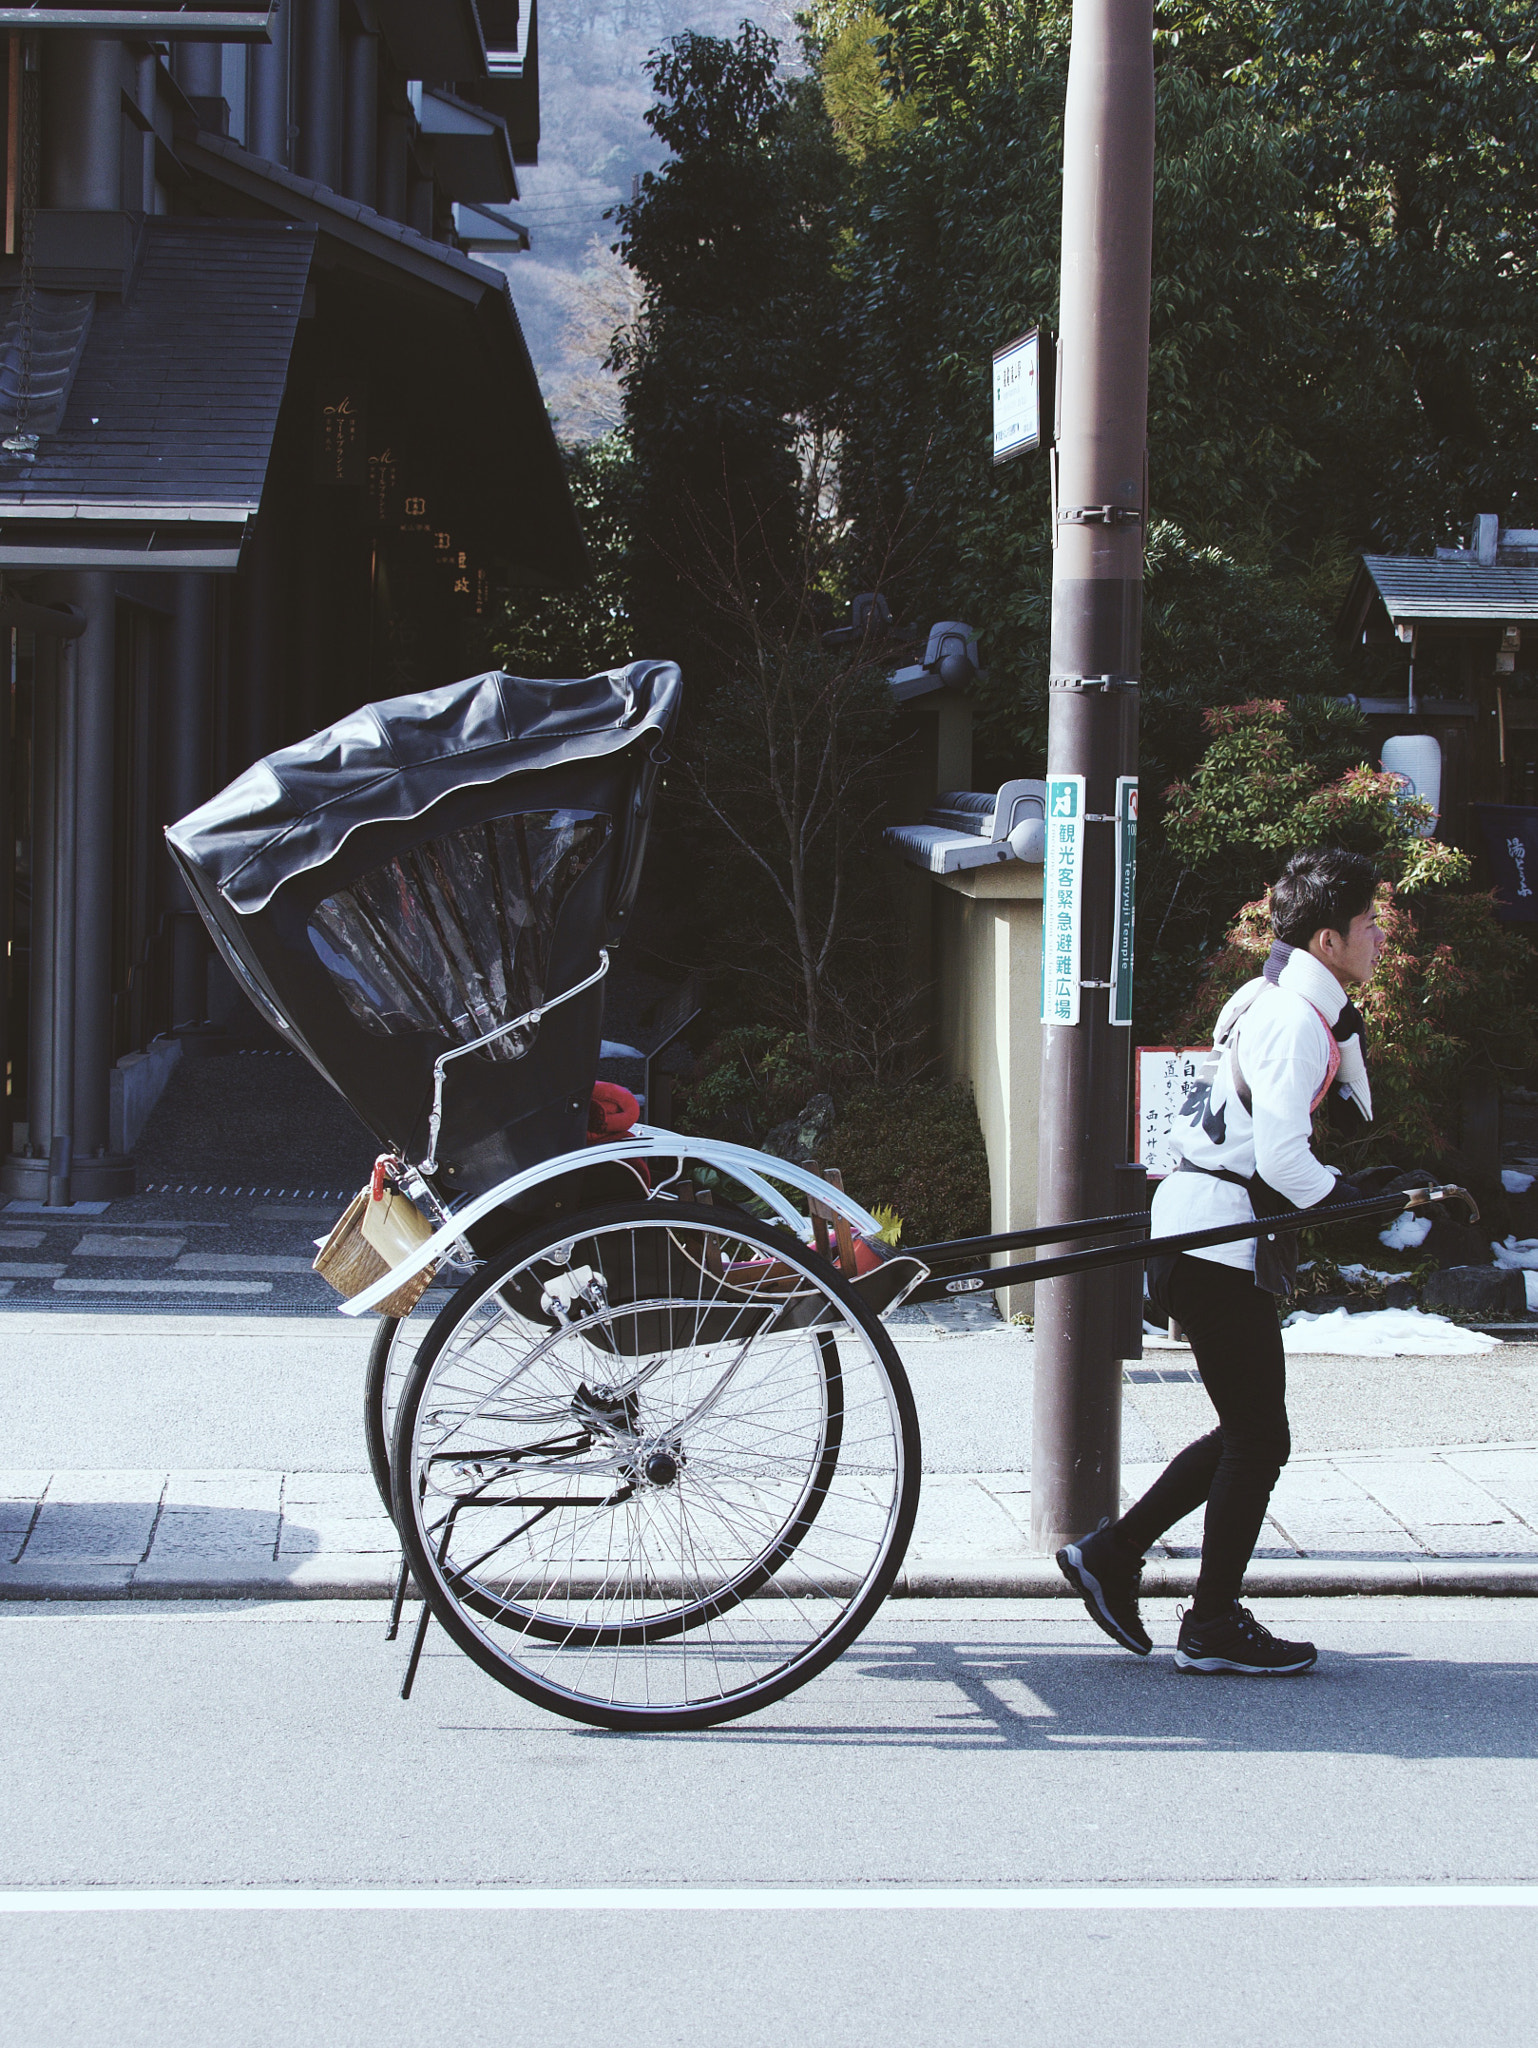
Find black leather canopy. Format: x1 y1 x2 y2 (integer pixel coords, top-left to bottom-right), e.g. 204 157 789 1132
166 664 681 1195
169 664 680 914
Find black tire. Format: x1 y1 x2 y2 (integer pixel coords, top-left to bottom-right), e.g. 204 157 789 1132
364 1309 444 1522
364 1316 401 1520
390 1200 921 1731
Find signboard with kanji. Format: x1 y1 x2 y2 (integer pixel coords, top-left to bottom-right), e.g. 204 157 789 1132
1136 1045 1210 1177
1110 775 1138 1026
1041 773 1085 1026
992 328 1047 463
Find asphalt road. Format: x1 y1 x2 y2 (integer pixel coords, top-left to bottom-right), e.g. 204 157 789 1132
2 1595 1534 2045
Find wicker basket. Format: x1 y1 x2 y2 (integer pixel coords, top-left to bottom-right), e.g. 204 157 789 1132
313 1184 438 1318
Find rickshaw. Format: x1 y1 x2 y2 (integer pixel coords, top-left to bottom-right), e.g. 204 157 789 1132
167 664 1473 1731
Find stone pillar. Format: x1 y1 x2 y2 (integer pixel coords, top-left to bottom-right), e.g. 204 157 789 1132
66 571 120 1164
20 635 59 1169
41 36 122 209
165 574 215 1030
931 862 1045 1321
173 41 223 102
295 0 341 190
249 0 292 165
341 26 378 208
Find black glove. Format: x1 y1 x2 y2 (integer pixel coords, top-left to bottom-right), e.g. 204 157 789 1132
1331 1166 1432 1205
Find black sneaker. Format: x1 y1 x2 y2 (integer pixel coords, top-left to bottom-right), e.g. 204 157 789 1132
1174 1603 1317 1675
1056 1521 1152 1656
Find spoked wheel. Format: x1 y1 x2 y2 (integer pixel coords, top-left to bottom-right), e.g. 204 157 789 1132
390 1200 921 1730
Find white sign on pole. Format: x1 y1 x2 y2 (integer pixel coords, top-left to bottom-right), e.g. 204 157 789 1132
993 328 1044 463
1041 773 1085 1026
1135 1046 1210 1177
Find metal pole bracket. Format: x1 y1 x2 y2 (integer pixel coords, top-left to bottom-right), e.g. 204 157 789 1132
1056 505 1143 527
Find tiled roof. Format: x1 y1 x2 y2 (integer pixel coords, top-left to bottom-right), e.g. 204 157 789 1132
181 131 506 304
0 217 313 519
0 290 94 436
1360 554 1538 623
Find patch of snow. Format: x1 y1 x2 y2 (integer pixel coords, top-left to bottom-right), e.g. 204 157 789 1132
1378 1211 1433 1251
1280 1306 1498 1355
1502 1168 1534 1194
1491 1236 1538 1270
1335 1262 1404 1286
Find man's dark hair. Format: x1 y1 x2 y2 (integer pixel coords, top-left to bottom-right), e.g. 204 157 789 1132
1270 847 1378 947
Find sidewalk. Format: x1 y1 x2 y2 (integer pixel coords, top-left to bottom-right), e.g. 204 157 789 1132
6 1303 1538 1600
6 1442 1538 1601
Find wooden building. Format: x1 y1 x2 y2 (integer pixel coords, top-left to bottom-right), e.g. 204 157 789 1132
1338 517 1538 852
0 3 584 1202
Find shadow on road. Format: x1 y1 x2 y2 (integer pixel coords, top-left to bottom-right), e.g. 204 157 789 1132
555 1631 1538 1759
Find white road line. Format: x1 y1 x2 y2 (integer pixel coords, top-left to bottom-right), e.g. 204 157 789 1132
0 1886 1533 1915
51 1279 274 1296
175 1256 319 1274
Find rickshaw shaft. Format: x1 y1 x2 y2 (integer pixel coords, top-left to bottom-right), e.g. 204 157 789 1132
906 1186 1470 1304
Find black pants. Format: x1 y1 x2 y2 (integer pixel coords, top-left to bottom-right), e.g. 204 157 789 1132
1114 1254 1290 1614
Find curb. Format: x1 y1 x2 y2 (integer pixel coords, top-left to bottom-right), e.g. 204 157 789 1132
0 1559 408 1602
894 1558 1538 1598
5 1558 1538 1602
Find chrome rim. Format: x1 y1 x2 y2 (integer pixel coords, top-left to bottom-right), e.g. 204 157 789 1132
398 1212 914 1719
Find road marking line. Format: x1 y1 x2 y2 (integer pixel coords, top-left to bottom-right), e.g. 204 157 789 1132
0 1886 1534 1915
51 1279 275 1296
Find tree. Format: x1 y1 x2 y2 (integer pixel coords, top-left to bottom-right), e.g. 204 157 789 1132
1250 0 1538 545
610 23 843 678
1166 698 1538 1163
495 434 636 678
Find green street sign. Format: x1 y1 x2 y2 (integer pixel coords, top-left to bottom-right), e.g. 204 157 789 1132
1041 773 1085 1026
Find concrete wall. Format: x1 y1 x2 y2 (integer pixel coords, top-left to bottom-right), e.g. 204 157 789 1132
109 1039 182 1156
931 863 1043 1319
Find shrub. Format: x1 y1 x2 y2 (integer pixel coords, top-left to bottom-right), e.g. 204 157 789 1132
1168 702 1538 1166
673 1026 991 1245
828 1079 991 1247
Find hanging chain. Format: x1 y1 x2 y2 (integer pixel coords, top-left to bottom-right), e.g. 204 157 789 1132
3 36 40 461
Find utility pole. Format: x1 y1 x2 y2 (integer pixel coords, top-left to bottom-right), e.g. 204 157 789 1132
1032 0 1154 1552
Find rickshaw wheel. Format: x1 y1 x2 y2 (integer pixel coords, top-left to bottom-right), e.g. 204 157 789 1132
390 1200 921 1731
364 1316 404 1519
364 1205 569 1518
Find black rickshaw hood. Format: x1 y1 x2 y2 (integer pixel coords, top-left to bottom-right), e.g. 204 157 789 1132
165 663 681 1200
169 664 680 915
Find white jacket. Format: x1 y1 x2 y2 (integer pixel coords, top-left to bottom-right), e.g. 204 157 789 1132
1149 947 1351 1274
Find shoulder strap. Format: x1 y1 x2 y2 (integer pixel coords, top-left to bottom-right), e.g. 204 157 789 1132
1229 989 1340 1119
1214 982 1264 1115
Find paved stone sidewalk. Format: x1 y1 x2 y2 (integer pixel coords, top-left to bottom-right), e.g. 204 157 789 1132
6 1442 1538 1600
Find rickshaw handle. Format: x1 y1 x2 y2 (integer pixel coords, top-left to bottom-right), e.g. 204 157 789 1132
909 1182 1478 1303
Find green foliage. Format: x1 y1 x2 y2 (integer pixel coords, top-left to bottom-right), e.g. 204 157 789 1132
1182 883 1538 1168
683 618 915 1064
494 434 636 678
671 1022 990 1241
1163 696 1466 890
676 1024 822 1141
1167 701 1538 1163
833 1077 991 1245
517 2 1538 1107
1248 0 1538 544
610 24 843 672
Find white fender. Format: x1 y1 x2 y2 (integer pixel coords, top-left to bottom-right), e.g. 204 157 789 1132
338 1127 889 1317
